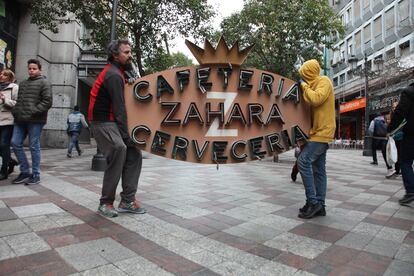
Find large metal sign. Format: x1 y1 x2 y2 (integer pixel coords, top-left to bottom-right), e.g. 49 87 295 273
125 38 310 164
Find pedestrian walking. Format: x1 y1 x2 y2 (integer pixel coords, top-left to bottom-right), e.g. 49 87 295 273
296 59 335 219
0 69 18 180
66 105 88 158
368 114 393 178
89 39 146 218
387 83 414 205
11 59 52 185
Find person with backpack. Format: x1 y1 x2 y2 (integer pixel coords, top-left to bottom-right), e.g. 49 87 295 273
66 105 88 158
368 113 393 177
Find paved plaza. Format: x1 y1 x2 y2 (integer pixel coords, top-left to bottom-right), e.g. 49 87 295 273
0 147 413 275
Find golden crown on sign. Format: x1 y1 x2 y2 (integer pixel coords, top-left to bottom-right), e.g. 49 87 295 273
185 36 254 66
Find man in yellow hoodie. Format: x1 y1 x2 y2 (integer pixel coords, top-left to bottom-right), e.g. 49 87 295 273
297 59 336 219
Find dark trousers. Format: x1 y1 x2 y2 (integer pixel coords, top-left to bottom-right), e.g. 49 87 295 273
395 140 402 174
372 138 392 169
0 125 13 173
91 122 143 204
400 138 414 194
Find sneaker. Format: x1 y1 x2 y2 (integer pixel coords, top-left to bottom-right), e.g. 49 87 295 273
67 153 72 158
12 173 32 184
25 175 40 185
78 150 82 156
98 203 118 217
298 202 323 219
399 194 414 205
118 200 146 214
299 202 326 216
386 169 396 179
370 161 378 165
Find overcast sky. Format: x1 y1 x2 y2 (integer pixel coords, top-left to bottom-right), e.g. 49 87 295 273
170 0 245 62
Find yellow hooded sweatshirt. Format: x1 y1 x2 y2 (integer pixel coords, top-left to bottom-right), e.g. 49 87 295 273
299 59 336 143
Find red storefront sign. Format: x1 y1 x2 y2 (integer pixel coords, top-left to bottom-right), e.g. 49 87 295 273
340 97 366 114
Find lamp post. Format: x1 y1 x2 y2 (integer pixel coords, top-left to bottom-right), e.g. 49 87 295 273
110 0 119 41
348 53 383 156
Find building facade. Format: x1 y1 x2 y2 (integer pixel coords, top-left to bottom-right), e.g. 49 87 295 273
4 0 87 147
329 0 414 140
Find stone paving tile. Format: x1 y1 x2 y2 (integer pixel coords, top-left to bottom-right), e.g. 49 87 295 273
11 202 64 218
265 233 331 259
0 208 17 221
347 251 393 275
375 226 408 243
363 237 401 258
395 244 414 263
0 185 38 199
0 238 15 261
3 232 51 257
70 263 128 275
114 256 174 276
335 232 374 250
289 223 347 243
384 260 414 276
0 219 30 237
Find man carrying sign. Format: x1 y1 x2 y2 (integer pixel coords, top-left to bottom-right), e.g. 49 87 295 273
297 59 336 219
89 39 146 217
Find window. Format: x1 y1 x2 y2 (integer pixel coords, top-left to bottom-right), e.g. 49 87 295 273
374 16 382 39
346 8 352 25
340 43 346 61
364 24 371 44
400 41 410 57
399 0 409 23
362 0 370 13
347 37 353 55
354 0 361 18
385 8 395 31
340 73 346 84
386 49 395 60
333 77 338 87
355 30 361 49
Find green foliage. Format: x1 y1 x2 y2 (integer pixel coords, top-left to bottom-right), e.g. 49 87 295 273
144 50 194 75
212 0 345 79
29 0 214 76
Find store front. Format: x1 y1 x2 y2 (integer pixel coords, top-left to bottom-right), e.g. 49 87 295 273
338 97 365 140
0 0 19 71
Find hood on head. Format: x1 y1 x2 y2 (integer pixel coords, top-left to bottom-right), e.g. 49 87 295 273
299 59 321 83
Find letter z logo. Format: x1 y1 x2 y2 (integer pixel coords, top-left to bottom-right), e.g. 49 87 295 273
205 92 238 137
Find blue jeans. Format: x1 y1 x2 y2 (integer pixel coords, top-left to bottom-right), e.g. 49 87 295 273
68 132 81 154
400 138 414 194
11 123 44 176
297 141 329 205
0 125 13 172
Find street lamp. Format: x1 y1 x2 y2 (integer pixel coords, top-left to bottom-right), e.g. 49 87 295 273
347 53 384 156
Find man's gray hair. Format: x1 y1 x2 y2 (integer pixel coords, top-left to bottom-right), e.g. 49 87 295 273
106 39 131 61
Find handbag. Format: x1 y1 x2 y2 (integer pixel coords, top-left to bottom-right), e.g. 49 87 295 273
386 136 398 166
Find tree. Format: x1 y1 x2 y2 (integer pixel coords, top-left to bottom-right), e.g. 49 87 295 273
28 0 214 76
143 50 194 75
212 0 345 79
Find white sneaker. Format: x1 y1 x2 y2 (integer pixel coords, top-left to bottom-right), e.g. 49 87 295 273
386 169 396 179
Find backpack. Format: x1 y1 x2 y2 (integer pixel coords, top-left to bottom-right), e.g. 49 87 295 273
374 118 387 137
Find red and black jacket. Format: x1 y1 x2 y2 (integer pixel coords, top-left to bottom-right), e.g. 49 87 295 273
88 62 129 138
